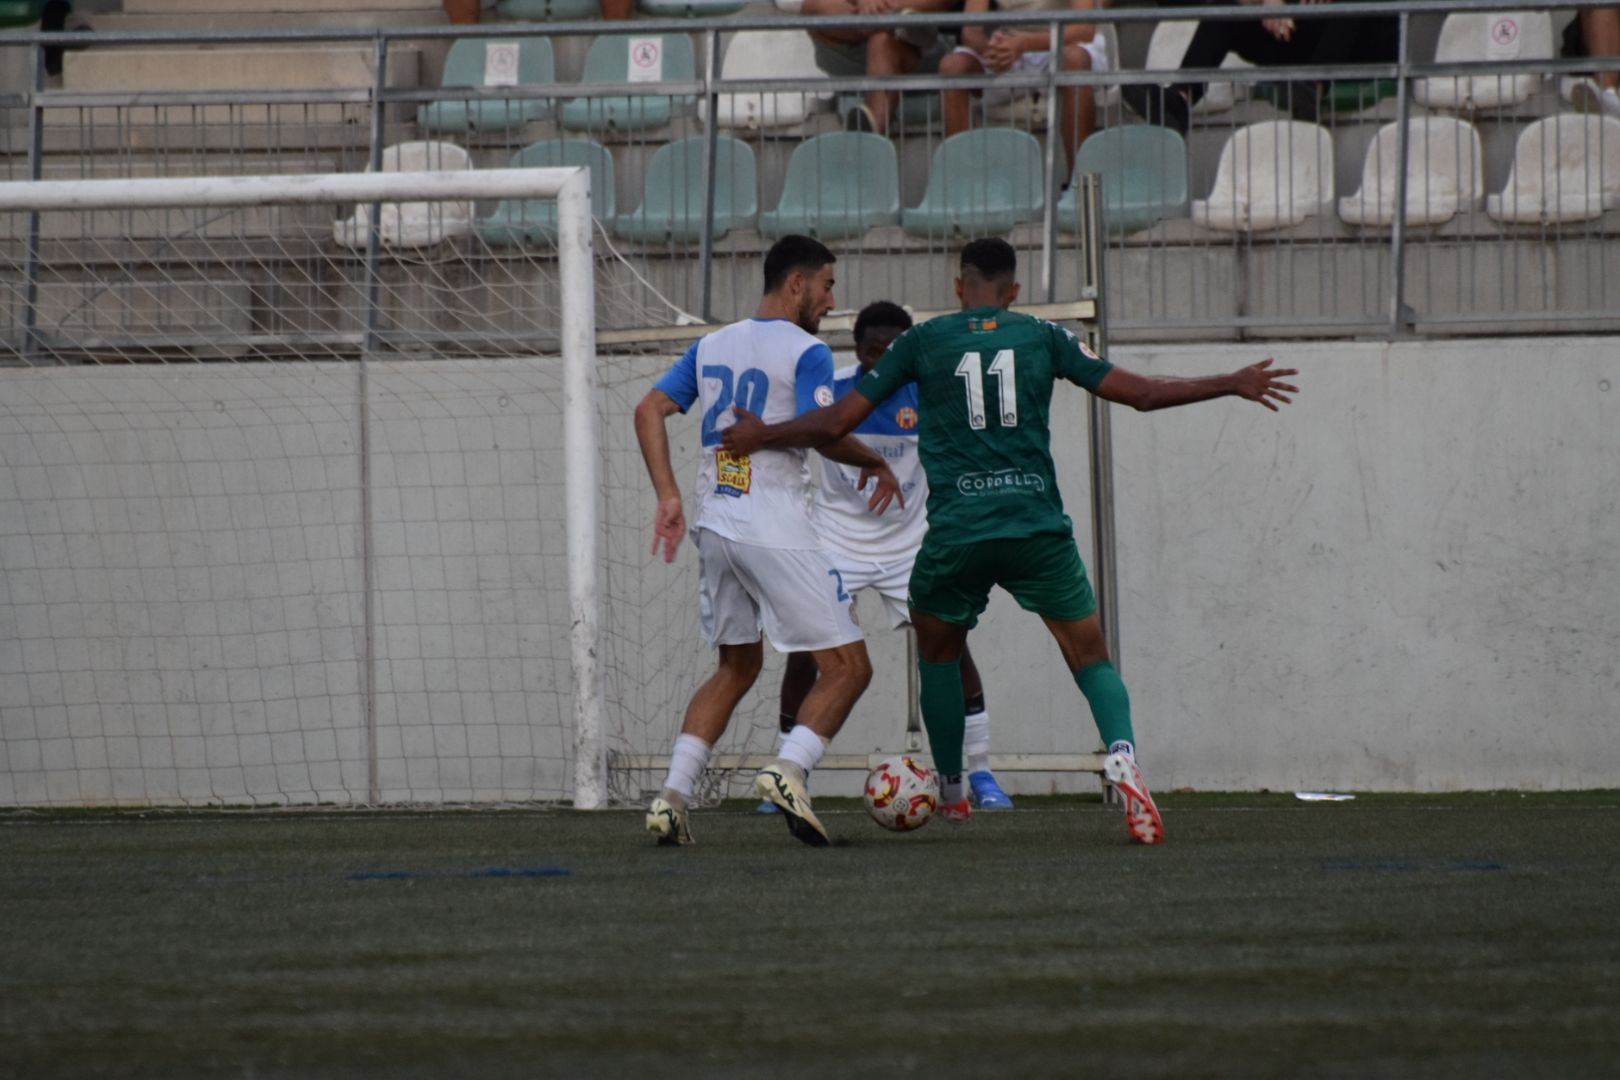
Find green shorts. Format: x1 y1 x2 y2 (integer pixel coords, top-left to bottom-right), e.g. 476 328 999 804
908 533 1098 628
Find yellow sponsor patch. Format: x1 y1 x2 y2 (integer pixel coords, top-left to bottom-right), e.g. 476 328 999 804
715 450 752 497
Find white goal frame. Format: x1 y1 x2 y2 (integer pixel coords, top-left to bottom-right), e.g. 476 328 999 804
0 168 609 808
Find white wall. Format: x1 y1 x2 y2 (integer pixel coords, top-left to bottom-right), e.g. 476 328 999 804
953 336 1620 792
3 337 1616 804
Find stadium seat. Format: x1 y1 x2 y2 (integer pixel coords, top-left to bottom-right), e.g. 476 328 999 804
478 138 616 247
1485 114 1620 224
1338 117 1483 227
558 33 696 132
1413 11 1553 111
1118 19 1248 115
900 128 1044 238
759 132 900 240
701 30 833 131
495 0 598 20
418 37 554 134
613 135 757 244
1190 120 1334 233
636 0 747 15
333 141 475 249
1058 125 1189 235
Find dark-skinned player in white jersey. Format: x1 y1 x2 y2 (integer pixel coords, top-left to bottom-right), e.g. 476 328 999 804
723 238 1299 844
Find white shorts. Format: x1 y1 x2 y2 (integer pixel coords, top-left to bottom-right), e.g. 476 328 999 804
695 528 864 653
826 552 916 631
953 36 1110 107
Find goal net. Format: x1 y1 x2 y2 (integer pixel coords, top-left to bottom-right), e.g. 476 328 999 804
0 165 799 809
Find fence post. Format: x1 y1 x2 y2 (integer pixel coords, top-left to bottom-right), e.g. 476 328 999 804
22 41 45 364
698 27 720 323
1389 10 1415 333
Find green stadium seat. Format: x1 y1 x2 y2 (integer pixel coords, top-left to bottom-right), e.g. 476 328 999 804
478 138 616 248
418 37 555 134
614 135 757 245
759 132 899 240
495 0 599 20
0 0 43 29
636 0 747 15
900 128 1043 238
559 34 696 133
1058 125 1189 236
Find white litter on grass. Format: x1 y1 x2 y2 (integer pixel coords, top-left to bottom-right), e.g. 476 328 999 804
1294 792 1356 802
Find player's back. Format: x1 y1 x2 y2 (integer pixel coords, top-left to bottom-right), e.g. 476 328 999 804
858 306 1112 545
655 317 836 549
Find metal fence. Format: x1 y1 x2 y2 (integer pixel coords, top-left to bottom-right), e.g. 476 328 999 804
2 1 1618 352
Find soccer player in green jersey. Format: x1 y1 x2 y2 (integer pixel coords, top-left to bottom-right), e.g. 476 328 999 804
721 238 1299 845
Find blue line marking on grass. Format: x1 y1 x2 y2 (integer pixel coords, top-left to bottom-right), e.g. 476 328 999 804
349 866 571 881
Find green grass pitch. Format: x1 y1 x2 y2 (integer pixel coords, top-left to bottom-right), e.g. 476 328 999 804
3 792 1619 1078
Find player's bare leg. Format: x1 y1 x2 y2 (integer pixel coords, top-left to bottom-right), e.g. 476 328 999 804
1041 613 1164 844
911 611 974 823
754 640 873 846
647 641 763 846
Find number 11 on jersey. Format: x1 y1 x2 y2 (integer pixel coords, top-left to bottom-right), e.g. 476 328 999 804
955 350 1018 430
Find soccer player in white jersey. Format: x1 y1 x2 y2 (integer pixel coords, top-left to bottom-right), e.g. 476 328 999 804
769 301 1014 812
633 236 904 848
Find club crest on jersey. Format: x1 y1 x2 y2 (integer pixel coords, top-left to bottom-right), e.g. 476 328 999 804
814 385 835 407
895 406 918 430
1080 339 1102 360
715 450 752 497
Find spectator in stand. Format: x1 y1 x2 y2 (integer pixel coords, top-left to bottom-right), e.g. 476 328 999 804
600 0 635 17
804 0 966 134
939 0 1109 178
1564 7 1620 118
1124 0 1398 135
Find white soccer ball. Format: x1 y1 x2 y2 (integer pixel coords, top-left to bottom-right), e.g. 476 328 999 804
863 754 939 832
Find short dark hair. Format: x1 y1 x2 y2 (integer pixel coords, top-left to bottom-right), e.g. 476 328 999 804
763 235 836 294
852 301 912 347
959 237 1017 283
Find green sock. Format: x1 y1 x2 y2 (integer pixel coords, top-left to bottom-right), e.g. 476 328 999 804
917 657 966 779
1075 660 1134 751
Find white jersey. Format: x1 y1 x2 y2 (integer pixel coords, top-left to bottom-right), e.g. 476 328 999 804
653 318 836 550
812 363 930 562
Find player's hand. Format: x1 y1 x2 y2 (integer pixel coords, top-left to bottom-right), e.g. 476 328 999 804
652 496 685 563
859 464 905 514
721 406 767 454
1231 358 1299 411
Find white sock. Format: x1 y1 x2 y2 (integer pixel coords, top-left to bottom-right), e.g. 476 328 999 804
1108 739 1135 761
964 707 992 774
774 730 789 756
661 733 711 802
777 724 828 778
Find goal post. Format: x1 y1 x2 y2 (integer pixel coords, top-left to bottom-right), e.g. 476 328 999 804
0 166 609 808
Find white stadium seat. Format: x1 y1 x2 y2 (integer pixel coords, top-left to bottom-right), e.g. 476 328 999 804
333 141 474 248
1191 120 1334 232
1413 11 1553 111
1485 114 1620 224
1339 117 1484 227
701 30 832 130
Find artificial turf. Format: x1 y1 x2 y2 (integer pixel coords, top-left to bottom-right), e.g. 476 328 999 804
3 792 1618 1079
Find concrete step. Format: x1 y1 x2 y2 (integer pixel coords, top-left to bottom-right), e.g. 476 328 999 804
123 0 442 13
90 10 450 33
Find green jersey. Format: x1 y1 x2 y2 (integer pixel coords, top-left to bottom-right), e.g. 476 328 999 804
855 306 1112 545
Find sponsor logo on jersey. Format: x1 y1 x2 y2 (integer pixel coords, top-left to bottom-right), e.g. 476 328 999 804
715 450 752 497
896 406 918 429
814 385 835 407
968 317 998 333
956 468 1047 496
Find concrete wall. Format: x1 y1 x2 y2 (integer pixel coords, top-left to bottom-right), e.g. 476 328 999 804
963 335 1620 792
2 337 1616 805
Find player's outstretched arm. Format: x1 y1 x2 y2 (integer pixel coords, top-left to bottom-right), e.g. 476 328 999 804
1094 358 1300 413
721 391 876 453
633 388 687 563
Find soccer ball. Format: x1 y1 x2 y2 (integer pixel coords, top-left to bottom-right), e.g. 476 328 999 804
863 754 938 831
